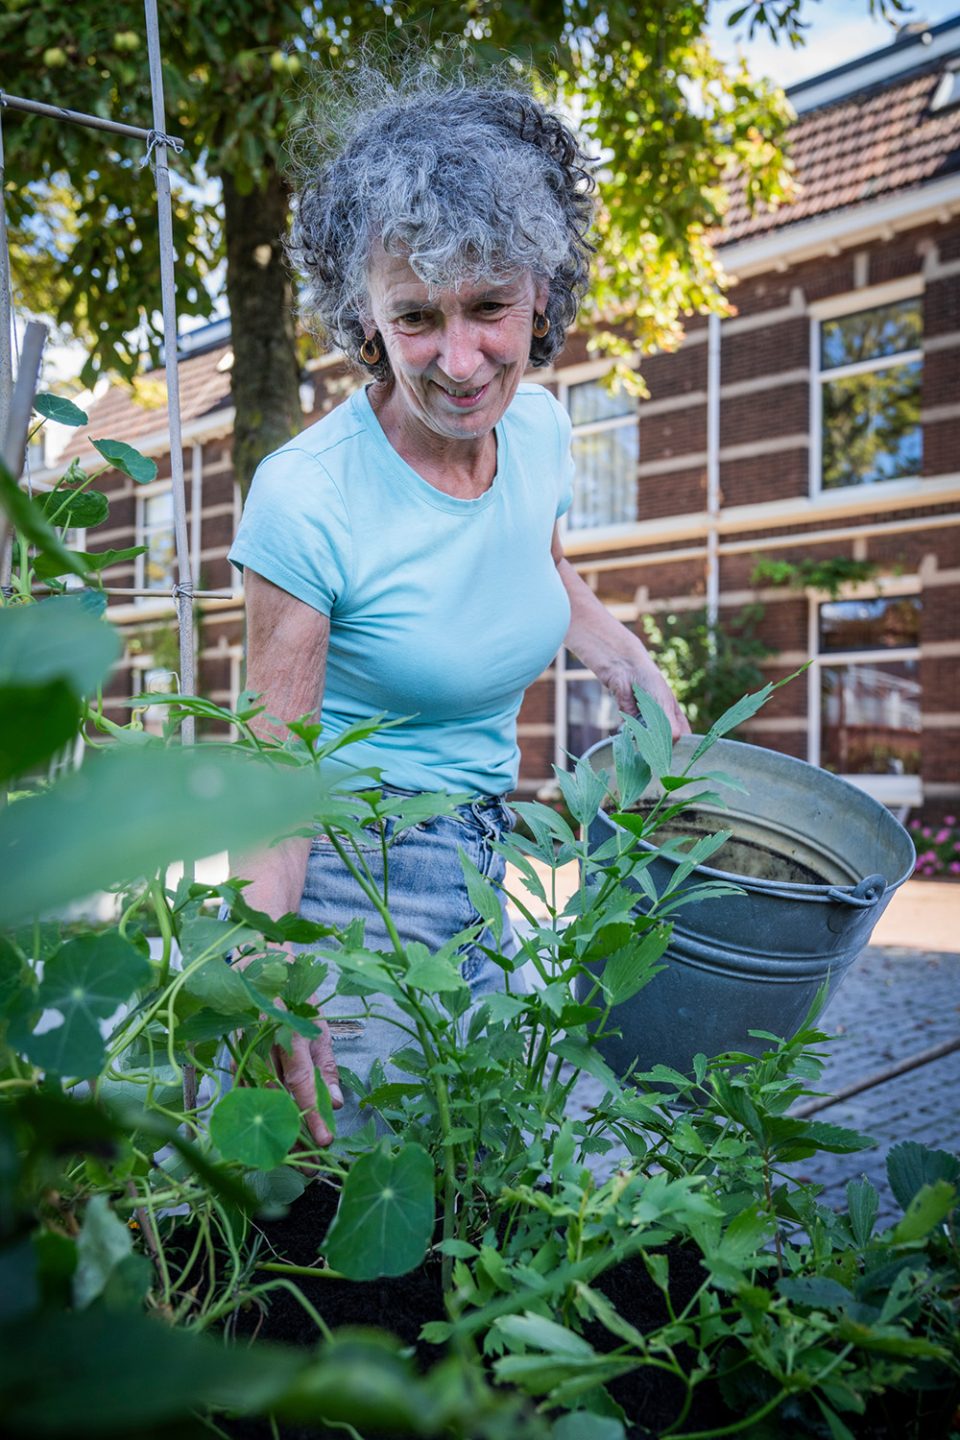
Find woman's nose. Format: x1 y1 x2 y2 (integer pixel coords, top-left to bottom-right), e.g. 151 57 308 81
437 319 482 382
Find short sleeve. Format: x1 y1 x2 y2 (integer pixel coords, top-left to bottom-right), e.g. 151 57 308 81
228 447 352 615
552 394 575 521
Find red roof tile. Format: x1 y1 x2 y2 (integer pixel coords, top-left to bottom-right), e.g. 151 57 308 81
719 60 960 244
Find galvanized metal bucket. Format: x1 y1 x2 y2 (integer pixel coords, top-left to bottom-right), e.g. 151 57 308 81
576 734 916 1078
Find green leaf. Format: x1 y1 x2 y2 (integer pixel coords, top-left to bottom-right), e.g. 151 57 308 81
39 488 109 529
0 594 120 696
778 1276 852 1311
891 1180 957 1243
323 1140 434 1280
887 1141 960 1212
91 438 158 484
210 1087 301 1170
34 544 147 579
624 688 674 779
846 1177 879 1247
555 754 610 828
552 1036 622 1095
611 725 651 810
602 923 671 1006
33 393 88 427
0 460 88 578
0 747 331 927
0 1307 299 1432
314 1069 337 1138
73 1195 133 1309
404 942 468 994
496 1311 597 1358
553 1417 625 1440
244 1165 307 1211
10 932 150 1077
0 679 79 783
459 847 503 944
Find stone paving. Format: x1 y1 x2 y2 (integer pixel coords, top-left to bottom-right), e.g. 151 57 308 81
565 945 960 1224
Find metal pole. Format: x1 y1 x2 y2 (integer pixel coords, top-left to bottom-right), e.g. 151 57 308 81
0 91 182 149
792 1035 960 1118
143 0 195 749
0 106 13 589
0 320 47 570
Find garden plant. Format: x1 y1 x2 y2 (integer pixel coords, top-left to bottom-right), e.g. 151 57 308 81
1 399 958 1439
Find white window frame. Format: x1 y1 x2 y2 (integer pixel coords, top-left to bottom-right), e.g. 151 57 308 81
806 575 922 807
808 277 923 500
131 659 178 736
134 481 176 603
557 357 640 539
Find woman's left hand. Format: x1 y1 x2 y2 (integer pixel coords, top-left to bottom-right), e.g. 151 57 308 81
605 656 691 741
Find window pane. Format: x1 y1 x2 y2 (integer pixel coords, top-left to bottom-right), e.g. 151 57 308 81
818 595 921 653
566 677 620 763
568 379 635 426
570 424 639 529
820 660 921 775
820 298 921 371
142 490 175 591
821 359 921 488
145 490 174 528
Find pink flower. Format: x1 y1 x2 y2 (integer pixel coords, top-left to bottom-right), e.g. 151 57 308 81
950 862 960 874
945 815 957 826
936 829 951 844
922 827 933 838
909 818 921 829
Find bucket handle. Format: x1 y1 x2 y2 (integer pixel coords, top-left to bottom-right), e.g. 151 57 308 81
825 873 887 908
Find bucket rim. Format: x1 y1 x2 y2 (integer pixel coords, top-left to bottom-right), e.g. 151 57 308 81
582 730 917 896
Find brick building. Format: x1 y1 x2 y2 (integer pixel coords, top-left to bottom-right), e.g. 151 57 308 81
44 17 960 816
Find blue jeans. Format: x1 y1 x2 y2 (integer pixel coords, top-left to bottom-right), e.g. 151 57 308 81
295 790 518 1138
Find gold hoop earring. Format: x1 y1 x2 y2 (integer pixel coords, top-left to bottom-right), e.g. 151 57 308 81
359 334 382 365
532 312 551 339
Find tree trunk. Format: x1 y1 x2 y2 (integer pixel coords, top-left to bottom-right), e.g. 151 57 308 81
222 162 302 500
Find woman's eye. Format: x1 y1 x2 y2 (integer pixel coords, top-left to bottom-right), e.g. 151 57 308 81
398 311 425 326
478 301 506 315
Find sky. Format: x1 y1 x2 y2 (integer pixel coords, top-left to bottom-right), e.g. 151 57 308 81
707 0 960 91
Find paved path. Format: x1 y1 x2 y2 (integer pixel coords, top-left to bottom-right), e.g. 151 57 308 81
563 946 960 1225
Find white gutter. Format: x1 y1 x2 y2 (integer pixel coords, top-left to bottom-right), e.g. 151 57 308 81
705 313 721 627
717 172 960 280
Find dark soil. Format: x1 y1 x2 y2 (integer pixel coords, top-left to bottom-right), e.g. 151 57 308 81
169 1184 957 1439
177 1180 735 1440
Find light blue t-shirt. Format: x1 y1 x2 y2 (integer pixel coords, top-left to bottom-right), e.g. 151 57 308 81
229 383 573 795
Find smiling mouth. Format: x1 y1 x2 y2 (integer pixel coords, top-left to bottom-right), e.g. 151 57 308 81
433 380 489 405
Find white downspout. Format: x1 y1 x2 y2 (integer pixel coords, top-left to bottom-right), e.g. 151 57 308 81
190 439 202 588
706 312 721 626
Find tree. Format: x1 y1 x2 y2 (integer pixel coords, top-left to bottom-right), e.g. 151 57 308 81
1 0 909 494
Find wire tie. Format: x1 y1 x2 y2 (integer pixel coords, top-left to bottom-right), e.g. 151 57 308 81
140 129 185 167
173 581 195 601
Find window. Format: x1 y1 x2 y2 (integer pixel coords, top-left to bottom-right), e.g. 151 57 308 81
557 648 623 770
560 374 638 529
810 591 922 804
815 296 922 491
136 488 176 599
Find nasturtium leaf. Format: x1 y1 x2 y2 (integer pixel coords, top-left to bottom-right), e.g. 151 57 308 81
73 1195 133 1309
323 1140 434 1280
33 393 88 427
0 594 120 696
0 746 330 926
0 460 88 578
39 488 109 529
182 957 257 1017
552 1411 626 1439
244 1165 307 1211
92 437 158 484
9 931 151 1077
34 544 147 579
210 1087 301 1170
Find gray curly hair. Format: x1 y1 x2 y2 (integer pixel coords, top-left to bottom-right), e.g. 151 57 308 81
287 64 596 379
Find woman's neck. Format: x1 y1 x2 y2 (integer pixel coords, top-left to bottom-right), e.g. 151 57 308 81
368 383 497 500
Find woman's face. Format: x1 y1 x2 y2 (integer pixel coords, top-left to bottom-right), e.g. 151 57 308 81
364 242 549 444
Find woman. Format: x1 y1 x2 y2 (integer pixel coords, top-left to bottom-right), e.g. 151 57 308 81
228 71 689 1145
